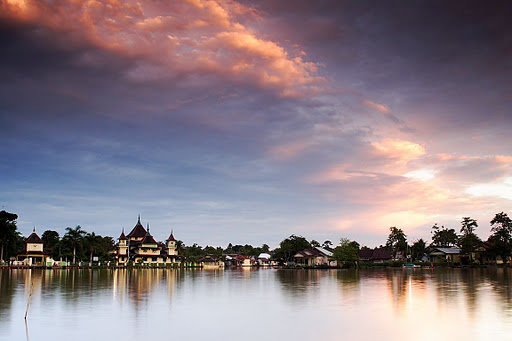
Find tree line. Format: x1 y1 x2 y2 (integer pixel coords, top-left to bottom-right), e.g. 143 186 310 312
1 210 511 265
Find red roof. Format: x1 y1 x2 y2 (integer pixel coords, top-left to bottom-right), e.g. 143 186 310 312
26 232 43 244
118 231 128 240
141 232 157 245
127 216 147 238
167 233 176 242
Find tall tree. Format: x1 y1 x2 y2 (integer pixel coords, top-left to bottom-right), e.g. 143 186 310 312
273 235 311 263
333 238 360 268
84 232 101 265
0 211 21 262
458 217 480 262
460 217 478 235
63 225 86 264
431 224 458 247
487 212 512 263
42 230 60 250
411 239 427 261
385 227 407 252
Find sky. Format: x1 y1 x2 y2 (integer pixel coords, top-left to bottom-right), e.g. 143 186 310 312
1 0 511 248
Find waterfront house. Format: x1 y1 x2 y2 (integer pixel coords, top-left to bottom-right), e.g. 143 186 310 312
428 247 461 263
294 247 336 266
257 253 271 266
15 229 54 266
199 255 225 269
115 216 181 266
358 247 393 263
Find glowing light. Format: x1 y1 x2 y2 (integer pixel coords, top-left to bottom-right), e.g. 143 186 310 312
466 177 512 200
404 169 436 181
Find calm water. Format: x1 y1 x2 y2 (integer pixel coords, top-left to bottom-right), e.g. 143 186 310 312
1 268 512 340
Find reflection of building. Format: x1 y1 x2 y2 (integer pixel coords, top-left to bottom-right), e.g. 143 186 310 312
294 247 336 266
115 216 181 266
15 229 54 266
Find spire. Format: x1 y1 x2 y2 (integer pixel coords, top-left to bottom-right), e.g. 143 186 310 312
147 223 150 235
137 214 141 224
33 226 36 232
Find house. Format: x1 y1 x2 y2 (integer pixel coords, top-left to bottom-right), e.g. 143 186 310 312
294 247 336 267
199 255 225 269
15 229 54 266
428 247 460 263
358 247 394 263
115 216 181 266
257 253 271 266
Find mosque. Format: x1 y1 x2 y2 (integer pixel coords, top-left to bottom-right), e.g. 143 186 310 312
115 216 180 266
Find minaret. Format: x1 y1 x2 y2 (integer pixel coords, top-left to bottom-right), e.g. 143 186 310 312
166 230 177 256
118 228 128 260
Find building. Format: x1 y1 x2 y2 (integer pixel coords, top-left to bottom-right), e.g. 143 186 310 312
358 247 394 263
115 216 181 266
428 247 461 263
15 228 54 266
294 247 336 267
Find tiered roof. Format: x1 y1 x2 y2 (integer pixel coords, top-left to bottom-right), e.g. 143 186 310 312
26 230 43 244
127 215 147 238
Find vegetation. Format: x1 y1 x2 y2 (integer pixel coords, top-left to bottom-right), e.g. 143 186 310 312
333 238 360 268
5 209 512 267
431 224 458 247
0 211 23 262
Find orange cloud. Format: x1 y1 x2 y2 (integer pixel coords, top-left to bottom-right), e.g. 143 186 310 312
372 138 425 164
269 140 319 161
364 99 391 114
1 0 325 97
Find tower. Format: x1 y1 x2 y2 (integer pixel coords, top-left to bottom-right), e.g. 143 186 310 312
167 230 177 256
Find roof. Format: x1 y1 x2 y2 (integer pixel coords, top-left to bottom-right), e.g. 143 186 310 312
118 231 128 241
359 247 393 261
315 246 333 257
127 216 147 238
431 247 460 255
167 232 176 242
141 232 158 245
258 253 271 259
26 232 43 244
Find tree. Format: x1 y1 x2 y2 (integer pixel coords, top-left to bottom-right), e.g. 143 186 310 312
84 232 102 265
322 240 333 249
385 227 407 252
310 240 320 247
273 235 311 263
333 238 360 268
487 212 512 263
0 210 22 262
63 225 86 264
42 230 60 250
460 217 478 235
410 239 427 261
431 224 458 247
458 217 480 262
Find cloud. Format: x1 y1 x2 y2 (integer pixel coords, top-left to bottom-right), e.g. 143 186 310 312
364 99 390 114
268 140 318 161
1 0 325 98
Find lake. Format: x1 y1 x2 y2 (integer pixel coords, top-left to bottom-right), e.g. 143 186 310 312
1 268 512 340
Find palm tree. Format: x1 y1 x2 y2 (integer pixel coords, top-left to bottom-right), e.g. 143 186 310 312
64 225 86 264
84 232 101 266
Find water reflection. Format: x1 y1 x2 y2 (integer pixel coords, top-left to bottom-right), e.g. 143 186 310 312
2 268 512 341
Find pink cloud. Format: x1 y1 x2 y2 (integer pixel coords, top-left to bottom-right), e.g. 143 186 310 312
2 0 325 97
268 140 319 161
364 99 391 114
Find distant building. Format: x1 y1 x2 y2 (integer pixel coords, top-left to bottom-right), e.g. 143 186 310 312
428 247 460 263
199 255 225 269
15 229 54 266
358 247 393 263
294 247 336 266
115 216 181 266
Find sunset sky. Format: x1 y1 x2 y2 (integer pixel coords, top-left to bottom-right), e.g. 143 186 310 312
1 0 511 248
